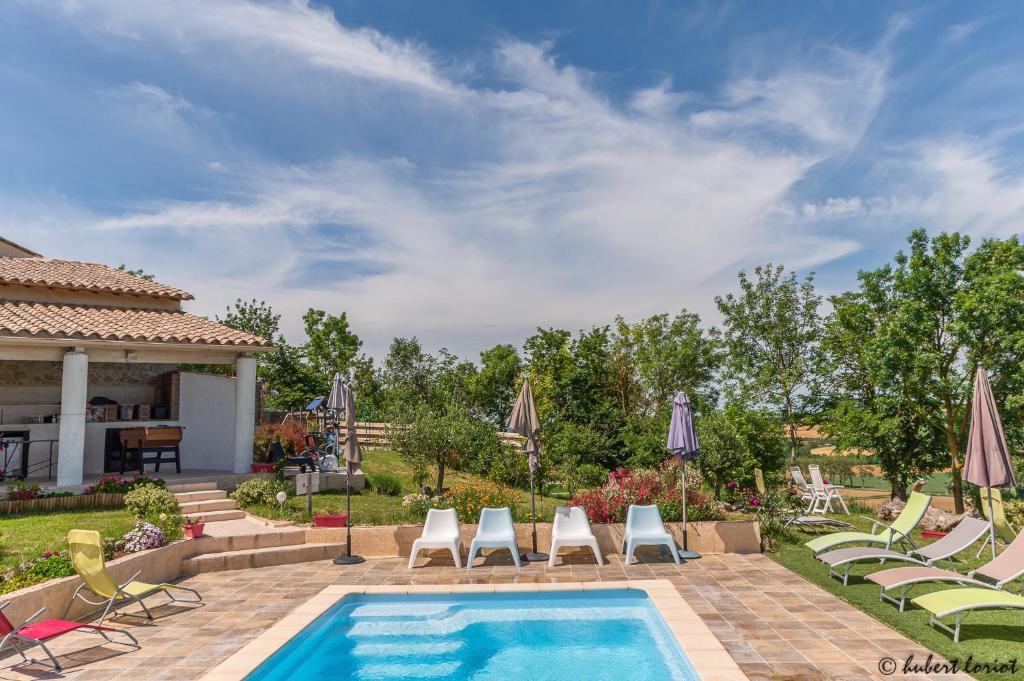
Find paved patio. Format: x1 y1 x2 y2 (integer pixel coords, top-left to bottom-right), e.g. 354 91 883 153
0 552 967 681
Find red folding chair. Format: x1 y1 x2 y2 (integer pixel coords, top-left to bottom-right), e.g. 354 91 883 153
0 601 139 672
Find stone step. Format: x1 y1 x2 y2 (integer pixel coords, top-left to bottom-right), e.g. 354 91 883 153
184 509 246 524
167 481 219 494
189 527 308 553
179 542 347 575
178 498 237 514
173 490 228 503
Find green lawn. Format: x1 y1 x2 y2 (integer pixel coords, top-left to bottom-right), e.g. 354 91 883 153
0 507 135 573
771 515 1023 679
245 450 563 524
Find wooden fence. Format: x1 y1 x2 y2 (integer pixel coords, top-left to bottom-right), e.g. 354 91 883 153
0 492 125 515
342 422 524 451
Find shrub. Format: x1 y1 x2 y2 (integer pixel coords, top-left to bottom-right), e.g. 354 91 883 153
402 493 442 518
253 421 307 461
442 481 517 522
486 446 530 489
571 464 722 523
85 473 165 495
231 476 293 507
566 463 608 493
366 472 403 497
123 521 166 553
124 485 179 519
5 479 40 501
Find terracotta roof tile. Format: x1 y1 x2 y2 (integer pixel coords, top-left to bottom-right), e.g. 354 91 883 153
0 300 272 348
0 257 193 300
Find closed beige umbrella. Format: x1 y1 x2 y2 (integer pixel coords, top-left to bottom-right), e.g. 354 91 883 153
509 379 545 561
329 375 364 565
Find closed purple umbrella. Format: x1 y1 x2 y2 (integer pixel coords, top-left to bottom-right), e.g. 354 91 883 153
509 379 545 561
667 392 701 559
964 367 1018 557
328 374 364 565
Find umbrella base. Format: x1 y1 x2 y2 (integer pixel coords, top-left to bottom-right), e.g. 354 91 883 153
333 555 366 565
525 552 549 562
678 550 702 560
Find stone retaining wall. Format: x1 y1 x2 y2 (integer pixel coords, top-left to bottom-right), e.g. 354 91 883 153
306 520 762 557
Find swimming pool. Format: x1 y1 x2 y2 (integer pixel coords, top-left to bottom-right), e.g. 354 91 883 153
244 589 701 681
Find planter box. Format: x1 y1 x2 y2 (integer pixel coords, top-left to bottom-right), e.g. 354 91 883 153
313 514 348 528
250 463 276 474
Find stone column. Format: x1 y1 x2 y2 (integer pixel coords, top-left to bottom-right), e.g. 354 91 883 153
233 355 257 474
56 349 88 487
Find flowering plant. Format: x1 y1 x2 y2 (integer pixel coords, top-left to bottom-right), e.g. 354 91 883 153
123 521 167 553
441 481 517 522
572 463 723 523
402 493 443 518
85 473 165 495
5 479 40 501
253 421 308 461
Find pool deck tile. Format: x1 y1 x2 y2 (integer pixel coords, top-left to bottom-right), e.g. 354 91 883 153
0 552 971 681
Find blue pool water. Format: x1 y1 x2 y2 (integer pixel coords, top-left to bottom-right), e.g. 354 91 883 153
245 589 701 681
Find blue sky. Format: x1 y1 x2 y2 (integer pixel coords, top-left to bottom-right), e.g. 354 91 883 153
2 1 1024 358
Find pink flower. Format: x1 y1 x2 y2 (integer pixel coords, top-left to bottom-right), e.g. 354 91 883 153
727 481 738 490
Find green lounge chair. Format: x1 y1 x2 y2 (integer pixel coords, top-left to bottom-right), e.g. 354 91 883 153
913 587 1024 642
977 487 1018 557
805 491 932 556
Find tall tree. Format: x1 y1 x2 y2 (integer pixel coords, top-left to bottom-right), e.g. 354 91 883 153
302 309 362 381
471 344 522 427
217 298 280 342
716 265 822 464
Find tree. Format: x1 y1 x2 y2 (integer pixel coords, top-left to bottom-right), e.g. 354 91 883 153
471 344 522 427
302 309 362 381
260 341 326 411
878 230 1024 511
818 283 944 499
716 265 822 465
695 409 750 499
217 298 280 343
115 264 155 281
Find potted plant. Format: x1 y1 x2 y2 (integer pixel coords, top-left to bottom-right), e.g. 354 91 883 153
251 462 276 474
312 508 348 528
184 521 206 538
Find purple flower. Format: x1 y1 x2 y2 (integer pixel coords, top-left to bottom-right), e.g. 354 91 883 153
749 496 761 507
726 481 738 490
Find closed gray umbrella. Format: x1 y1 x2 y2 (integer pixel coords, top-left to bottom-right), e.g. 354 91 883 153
667 392 701 560
509 379 545 561
329 374 364 565
964 367 1018 557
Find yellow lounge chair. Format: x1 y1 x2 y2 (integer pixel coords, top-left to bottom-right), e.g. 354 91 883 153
64 530 201 624
977 487 1018 557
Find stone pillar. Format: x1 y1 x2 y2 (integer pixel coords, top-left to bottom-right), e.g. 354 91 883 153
233 355 257 474
56 349 88 487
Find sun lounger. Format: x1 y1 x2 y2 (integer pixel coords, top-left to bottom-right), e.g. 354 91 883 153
64 530 202 624
867 526 1024 610
0 600 139 672
816 516 990 585
977 487 1018 558
805 491 931 556
548 506 603 567
622 504 680 566
409 508 463 569
467 508 521 569
790 466 824 513
913 588 1024 642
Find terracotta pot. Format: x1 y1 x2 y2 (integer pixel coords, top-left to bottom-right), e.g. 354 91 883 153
184 523 206 538
250 463 276 474
313 514 348 528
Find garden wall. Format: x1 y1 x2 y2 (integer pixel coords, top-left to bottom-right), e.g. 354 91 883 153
306 520 762 557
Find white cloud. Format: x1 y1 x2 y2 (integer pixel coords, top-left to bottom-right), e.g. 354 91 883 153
15 2 900 356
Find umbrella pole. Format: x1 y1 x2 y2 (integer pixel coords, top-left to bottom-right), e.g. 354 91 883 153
989 492 997 559
334 455 365 565
525 464 548 562
678 461 700 560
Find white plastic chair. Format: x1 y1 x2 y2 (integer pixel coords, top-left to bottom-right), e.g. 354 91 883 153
408 508 463 569
467 507 521 568
790 465 824 512
809 464 849 513
622 504 679 566
548 506 603 567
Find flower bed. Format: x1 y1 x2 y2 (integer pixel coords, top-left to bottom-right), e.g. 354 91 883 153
571 464 723 523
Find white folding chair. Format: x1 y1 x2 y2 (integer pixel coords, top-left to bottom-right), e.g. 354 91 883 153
548 506 603 567
409 508 463 569
809 464 849 513
622 504 679 566
790 466 824 512
467 507 521 569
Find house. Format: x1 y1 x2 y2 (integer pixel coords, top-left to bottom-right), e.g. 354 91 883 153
0 238 274 487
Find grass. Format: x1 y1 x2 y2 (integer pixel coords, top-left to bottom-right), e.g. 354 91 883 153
0 507 135 573
770 514 1023 679
245 449 563 525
